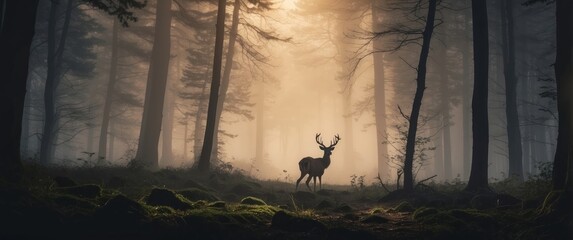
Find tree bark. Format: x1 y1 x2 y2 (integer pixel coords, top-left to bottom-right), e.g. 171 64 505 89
160 87 174 165
372 0 389 179
0 0 40 181
211 0 240 161
198 0 227 171
462 3 473 180
134 0 172 168
552 0 573 191
466 0 490 193
40 0 73 164
97 17 119 164
403 0 437 192
500 0 523 181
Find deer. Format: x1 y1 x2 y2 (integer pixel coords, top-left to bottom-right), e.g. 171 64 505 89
295 133 341 192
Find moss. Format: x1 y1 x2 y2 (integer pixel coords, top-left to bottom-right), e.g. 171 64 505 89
390 201 415 212
207 201 227 208
55 184 102 198
369 207 386 214
149 206 176 215
412 207 439 220
145 188 194 211
240 196 267 206
177 188 220 202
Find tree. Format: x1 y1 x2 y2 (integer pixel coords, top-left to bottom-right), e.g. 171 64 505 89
401 0 437 192
134 0 173 168
465 0 491 193
0 0 144 180
500 0 523 181
97 18 120 164
372 0 390 180
198 0 227 171
0 0 41 181
211 0 241 162
39 0 75 164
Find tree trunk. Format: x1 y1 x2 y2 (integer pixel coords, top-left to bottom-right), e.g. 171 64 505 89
462 3 473 180
500 0 523 181
40 0 73 164
433 121 444 181
183 120 188 160
108 120 115 161
97 18 119 164
465 0 490 193
211 0 240 161
552 0 573 191
134 0 172 168
403 0 437 192
160 88 174 165
20 77 32 159
0 0 39 180
438 34 452 180
198 0 227 172
372 0 389 179
255 81 264 163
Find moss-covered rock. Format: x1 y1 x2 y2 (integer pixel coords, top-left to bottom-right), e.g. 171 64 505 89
178 188 220 202
52 194 97 210
95 195 149 226
208 201 226 208
271 210 326 232
145 188 193 210
240 196 267 205
314 200 334 210
333 204 353 213
52 176 76 187
412 207 439 220
55 184 101 198
390 201 415 212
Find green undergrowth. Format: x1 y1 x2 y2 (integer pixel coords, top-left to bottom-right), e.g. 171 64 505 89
1 163 565 239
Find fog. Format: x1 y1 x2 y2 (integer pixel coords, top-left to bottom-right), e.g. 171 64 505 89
21 0 558 186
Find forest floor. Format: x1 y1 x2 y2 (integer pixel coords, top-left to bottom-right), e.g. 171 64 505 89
0 163 569 239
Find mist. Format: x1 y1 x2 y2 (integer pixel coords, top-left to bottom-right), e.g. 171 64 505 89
18 0 558 186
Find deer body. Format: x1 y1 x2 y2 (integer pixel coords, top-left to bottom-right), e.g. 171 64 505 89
295 134 340 191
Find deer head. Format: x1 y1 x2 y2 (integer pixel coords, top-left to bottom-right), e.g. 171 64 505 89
315 133 340 158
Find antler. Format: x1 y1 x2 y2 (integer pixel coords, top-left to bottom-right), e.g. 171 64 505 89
329 134 341 148
315 133 326 148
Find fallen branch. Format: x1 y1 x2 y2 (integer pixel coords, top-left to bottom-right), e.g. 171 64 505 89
376 173 391 193
416 174 437 186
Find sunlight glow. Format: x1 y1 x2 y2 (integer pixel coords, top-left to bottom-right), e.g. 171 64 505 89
281 0 297 10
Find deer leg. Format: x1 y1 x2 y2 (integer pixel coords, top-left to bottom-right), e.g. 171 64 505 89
313 176 317 192
305 175 312 191
295 173 307 191
318 176 322 190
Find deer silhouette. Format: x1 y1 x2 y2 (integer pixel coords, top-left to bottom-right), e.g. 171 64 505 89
295 133 341 191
